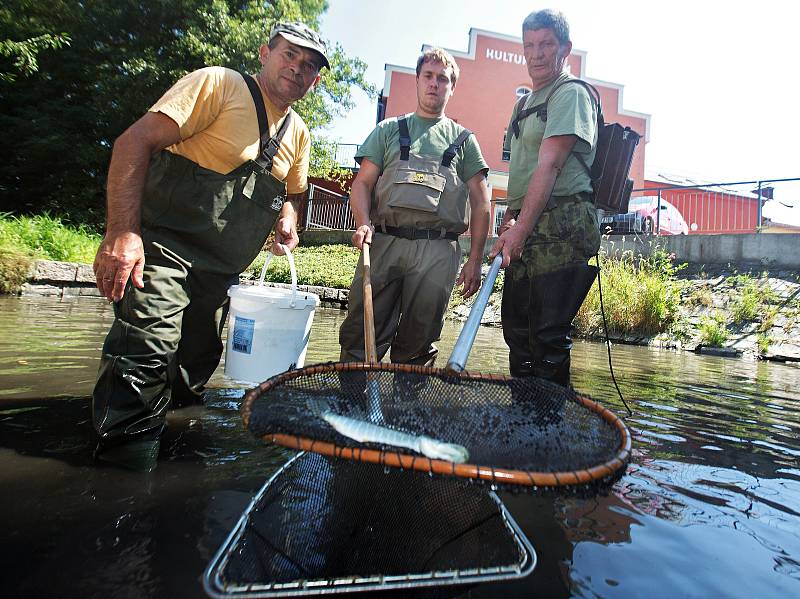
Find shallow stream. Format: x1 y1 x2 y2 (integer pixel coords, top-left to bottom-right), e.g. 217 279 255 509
1 295 798 597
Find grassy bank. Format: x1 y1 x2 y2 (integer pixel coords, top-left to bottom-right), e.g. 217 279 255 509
0 214 691 343
1 213 102 292
576 245 685 338
0 213 361 293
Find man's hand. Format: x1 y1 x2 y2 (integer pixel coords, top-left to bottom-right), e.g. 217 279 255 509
499 214 516 235
351 224 374 250
93 231 145 302
272 216 299 254
488 221 527 268
455 257 482 299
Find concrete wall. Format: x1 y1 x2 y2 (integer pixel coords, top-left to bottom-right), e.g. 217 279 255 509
600 233 800 270
302 230 800 270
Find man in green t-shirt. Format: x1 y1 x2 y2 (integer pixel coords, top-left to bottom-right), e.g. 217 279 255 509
339 47 490 366
488 9 601 387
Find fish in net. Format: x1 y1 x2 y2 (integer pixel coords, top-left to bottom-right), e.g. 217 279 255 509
241 253 630 494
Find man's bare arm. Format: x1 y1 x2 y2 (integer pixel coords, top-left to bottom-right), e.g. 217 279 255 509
272 194 301 254
348 158 381 249
489 134 577 267
455 172 491 298
94 111 181 301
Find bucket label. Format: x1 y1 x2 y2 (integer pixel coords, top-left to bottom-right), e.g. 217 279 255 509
231 316 255 354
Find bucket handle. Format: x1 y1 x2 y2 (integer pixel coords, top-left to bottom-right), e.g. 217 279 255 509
257 244 298 307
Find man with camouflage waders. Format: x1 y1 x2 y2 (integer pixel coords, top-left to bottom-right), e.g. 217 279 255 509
339 48 490 366
91 22 329 471
489 9 600 387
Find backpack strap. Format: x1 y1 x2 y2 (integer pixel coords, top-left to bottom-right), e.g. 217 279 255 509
397 115 411 161
441 128 473 167
240 72 293 171
510 93 533 138
544 79 603 179
510 78 602 139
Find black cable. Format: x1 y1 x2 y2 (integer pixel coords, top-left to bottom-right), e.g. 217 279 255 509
595 253 632 416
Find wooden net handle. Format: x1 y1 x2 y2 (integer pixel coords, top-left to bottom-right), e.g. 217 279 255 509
362 242 378 363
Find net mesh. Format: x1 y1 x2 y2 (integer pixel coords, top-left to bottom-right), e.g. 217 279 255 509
204 452 534 597
241 362 631 491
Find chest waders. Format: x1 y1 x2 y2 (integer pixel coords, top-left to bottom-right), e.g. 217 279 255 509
93 73 292 469
339 117 472 367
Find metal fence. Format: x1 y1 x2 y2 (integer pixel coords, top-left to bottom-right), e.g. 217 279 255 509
620 177 800 236
334 144 360 170
303 184 355 230
303 149 799 237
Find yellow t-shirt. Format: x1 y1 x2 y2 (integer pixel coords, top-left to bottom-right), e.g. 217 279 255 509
149 66 310 194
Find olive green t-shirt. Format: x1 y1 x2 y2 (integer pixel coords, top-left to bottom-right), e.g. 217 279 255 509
505 73 597 210
355 113 488 183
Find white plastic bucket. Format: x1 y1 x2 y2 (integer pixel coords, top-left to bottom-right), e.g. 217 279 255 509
224 246 319 384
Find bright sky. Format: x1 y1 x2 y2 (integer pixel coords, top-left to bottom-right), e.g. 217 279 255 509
320 0 800 224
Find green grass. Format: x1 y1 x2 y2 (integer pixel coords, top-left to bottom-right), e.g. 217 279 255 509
698 311 729 347
576 246 684 337
1 213 102 292
730 278 761 324
246 244 360 289
0 212 101 263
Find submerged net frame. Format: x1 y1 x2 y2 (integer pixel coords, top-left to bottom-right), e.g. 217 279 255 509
203 452 536 597
240 361 631 492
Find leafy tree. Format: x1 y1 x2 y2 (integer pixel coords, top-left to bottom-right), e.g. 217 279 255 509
0 0 373 229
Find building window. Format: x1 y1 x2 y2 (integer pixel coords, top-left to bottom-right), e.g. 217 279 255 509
493 202 507 236
501 130 510 162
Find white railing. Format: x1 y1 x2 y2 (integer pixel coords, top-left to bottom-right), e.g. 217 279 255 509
303 184 355 230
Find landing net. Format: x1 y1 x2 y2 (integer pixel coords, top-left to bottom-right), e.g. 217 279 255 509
203 452 535 597
241 362 631 492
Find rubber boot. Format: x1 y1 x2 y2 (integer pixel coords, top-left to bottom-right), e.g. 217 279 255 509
501 263 535 378
94 428 162 472
399 348 438 367
389 348 438 407
529 264 599 387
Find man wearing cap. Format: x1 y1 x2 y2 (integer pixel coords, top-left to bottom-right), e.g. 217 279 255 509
489 9 600 387
91 22 329 470
339 47 490 366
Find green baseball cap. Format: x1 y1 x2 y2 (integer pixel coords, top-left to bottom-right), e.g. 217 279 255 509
269 21 330 70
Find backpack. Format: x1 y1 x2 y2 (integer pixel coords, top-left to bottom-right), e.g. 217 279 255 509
509 78 641 214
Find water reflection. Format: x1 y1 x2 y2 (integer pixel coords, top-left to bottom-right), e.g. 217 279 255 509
1 295 799 598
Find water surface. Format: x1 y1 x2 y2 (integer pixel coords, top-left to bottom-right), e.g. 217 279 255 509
1 295 798 598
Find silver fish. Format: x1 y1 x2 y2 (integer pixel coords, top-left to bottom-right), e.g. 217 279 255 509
309 400 469 463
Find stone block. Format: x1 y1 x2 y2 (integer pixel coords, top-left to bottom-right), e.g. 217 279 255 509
33 260 77 282
79 286 103 297
75 264 96 283
21 283 63 296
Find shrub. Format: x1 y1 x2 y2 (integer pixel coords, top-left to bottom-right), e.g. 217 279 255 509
576 245 684 337
0 249 33 294
698 312 729 347
730 279 761 324
756 333 771 355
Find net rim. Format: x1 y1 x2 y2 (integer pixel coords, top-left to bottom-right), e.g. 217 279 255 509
203 452 537 597
240 362 632 489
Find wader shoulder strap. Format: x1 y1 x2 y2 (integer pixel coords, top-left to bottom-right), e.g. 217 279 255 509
397 116 411 161
441 128 473 168
240 72 292 170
